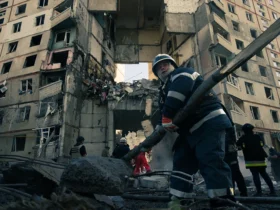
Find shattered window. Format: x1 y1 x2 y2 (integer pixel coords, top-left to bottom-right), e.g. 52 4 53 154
264 87 274 100
1 61 12 74
12 135 26 152
30 34 42 47
13 22 21 33
17 106 31 122
271 110 279 123
23 55 37 68
250 106 260 120
245 82 254 95
21 79 32 93
8 41 18 53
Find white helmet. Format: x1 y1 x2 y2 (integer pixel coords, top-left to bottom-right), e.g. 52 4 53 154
119 137 127 143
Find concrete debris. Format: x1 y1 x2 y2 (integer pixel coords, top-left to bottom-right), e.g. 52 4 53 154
84 78 160 105
139 176 168 189
60 156 132 195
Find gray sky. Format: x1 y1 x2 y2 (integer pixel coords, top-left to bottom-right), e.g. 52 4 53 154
124 63 148 82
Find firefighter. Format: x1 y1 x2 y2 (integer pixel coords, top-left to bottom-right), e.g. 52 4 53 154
237 123 276 196
152 54 235 209
112 137 130 159
225 126 247 196
69 136 87 158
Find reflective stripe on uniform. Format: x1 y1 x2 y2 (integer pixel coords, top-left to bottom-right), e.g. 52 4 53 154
167 91 186 102
190 109 226 133
208 188 234 198
245 161 267 167
171 72 200 82
170 188 196 198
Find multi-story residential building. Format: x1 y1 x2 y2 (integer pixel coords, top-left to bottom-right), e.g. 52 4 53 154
0 0 279 161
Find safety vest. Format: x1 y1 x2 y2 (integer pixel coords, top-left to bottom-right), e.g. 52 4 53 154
70 145 84 158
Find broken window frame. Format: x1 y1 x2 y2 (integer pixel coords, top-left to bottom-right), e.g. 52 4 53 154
215 54 227 67
250 106 260 120
17 106 31 122
227 75 240 89
13 22 22 33
23 55 37 68
55 30 71 45
16 4 26 15
30 34 42 47
38 0 48 7
246 12 253 22
8 41 18 53
228 3 235 13
245 82 255 95
21 79 32 93
35 14 45 26
37 126 60 143
1 61 12 74
264 87 274 100
11 135 26 152
38 101 56 117
271 110 279 123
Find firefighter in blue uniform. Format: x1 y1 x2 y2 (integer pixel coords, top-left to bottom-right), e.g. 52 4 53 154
152 54 235 209
237 123 276 196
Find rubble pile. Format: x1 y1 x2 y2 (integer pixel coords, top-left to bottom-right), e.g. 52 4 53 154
83 78 160 104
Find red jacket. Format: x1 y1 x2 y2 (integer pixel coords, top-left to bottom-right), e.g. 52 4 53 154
133 152 151 175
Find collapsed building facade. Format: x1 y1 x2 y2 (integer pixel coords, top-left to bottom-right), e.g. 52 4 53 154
0 0 280 161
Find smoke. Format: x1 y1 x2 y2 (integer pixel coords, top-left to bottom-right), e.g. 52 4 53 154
150 132 178 171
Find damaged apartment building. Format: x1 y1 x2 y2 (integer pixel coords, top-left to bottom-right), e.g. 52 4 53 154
0 0 280 160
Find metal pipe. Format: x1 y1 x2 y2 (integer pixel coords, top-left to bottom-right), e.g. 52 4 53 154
122 194 280 204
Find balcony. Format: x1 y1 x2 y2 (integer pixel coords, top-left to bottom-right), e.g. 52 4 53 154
51 7 75 29
39 80 63 100
88 0 117 12
209 13 228 32
207 0 224 12
213 33 233 56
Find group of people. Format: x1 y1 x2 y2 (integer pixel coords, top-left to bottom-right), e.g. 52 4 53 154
70 136 151 176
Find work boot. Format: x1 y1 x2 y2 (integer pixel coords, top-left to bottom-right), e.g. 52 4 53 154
253 192 263 197
209 195 236 209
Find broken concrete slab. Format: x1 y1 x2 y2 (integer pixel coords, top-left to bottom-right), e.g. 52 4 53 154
60 156 133 195
139 176 168 189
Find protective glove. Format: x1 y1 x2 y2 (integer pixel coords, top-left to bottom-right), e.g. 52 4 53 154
162 115 178 132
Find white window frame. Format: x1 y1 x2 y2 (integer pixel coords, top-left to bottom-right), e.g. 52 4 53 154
276 71 280 77
272 12 278 20
273 61 280 68
227 75 240 89
35 15 45 26
12 136 26 152
271 52 278 58
13 22 21 33
269 0 274 6
55 30 71 45
18 107 30 121
21 79 32 92
246 12 253 21
265 87 274 100
8 41 18 53
245 82 255 95
228 4 235 13
38 0 48 7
